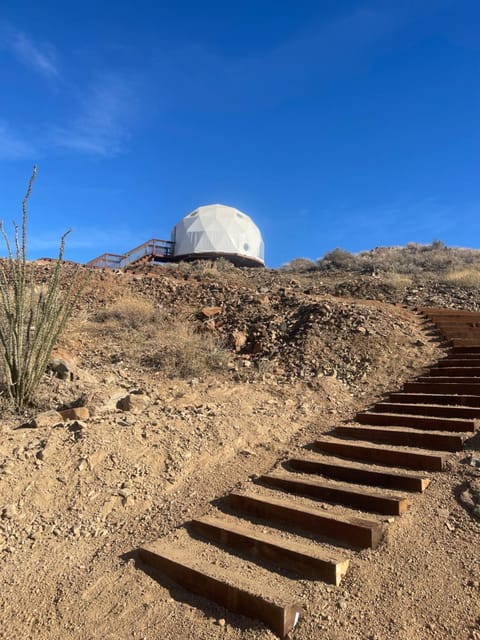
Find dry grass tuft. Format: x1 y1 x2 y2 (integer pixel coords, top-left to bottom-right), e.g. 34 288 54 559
443 269 480 288
380 273 414 289
143 318 228 378
94 297 156 329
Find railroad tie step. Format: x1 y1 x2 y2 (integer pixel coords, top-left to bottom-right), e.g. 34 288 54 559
138 543 302 638
439 331 480 340
287 455 431 492
355 411 475 432
451 345 480 354
313 438 447 471
228 490 384 550
418 308 480 318
259 471 409 515
416 376 480 385
451 341 480 349
370 402 480 419
443 353 480 360
387 392 480 407
404 381 480 395
428 367 480 377
335 425 466 452
191 515 350 584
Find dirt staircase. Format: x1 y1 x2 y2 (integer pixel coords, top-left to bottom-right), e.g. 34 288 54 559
137 308 480 638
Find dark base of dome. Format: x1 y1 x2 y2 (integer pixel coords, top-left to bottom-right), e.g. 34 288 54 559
169 252 264 268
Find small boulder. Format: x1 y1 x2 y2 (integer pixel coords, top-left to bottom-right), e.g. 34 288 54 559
200 306 222 319
60 407 90 421
48 349 76 381
26 410 64 429
1 504 17 519
232 330 247 351
116 393 150 413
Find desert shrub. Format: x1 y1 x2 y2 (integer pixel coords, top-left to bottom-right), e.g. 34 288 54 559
313 241 480 277
94 297 156 329
143 318 227 378
0 167 85 409
442 269 480 288
281 257 316 272
319 248 357 270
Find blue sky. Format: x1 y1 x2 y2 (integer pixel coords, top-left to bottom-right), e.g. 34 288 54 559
0 0 479 267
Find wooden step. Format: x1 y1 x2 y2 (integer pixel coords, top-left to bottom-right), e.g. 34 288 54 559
418 309 480 318
434 322 480 328
191 515 349 584
439 331 480 339
260 472 409 515
355 411 474 432
404 381 480 395
451 341 480 349
443 353 480 360
451 346 480 354
313 438 446 471
288 456 430 492
387 392 480 407
139 543 302 638
335 425 466 452
228 490 384 550
370 402 480 420
428 367 480 377
416 376 480 385
436 359 480 367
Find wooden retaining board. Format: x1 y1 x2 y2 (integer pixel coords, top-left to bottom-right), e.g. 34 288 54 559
404 382 480 395
260 472 409 515
428 367 480 377
287 456 430 492
313 438 446 471
355 411 474 432
416 376 480 385
139 543 302 638
336 425 466 452
369 402 480 420
229 490 384 550
191 516 349 584
387 392 480 407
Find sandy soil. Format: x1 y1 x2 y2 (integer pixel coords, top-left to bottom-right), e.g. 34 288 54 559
1 266 479 640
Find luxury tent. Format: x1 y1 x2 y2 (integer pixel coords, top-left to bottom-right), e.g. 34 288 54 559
171 204 265 267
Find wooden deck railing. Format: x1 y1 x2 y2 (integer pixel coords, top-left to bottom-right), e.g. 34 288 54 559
86 238 175 269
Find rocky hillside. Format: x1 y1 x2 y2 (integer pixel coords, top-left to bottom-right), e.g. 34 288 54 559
1 259 479 640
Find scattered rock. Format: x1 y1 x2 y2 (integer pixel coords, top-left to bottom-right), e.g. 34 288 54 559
116 393 150 413
232 330 247 351
23 410 64 429
48 349 76 381
468 455 480 469
200 306 222 319
1 504 17 519
60 407 90 421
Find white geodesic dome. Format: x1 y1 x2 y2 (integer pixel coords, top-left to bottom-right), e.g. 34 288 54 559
171 204 265 266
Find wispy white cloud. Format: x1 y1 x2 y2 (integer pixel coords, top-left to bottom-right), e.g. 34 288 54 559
0 120 35 159
1 24 59 78
50 74 138 156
